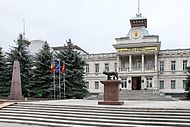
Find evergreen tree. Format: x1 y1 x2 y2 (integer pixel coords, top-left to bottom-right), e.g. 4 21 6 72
0 47 9 97
6 34 32 97
29 42 53 98
57 40 88 99
186 67 190 98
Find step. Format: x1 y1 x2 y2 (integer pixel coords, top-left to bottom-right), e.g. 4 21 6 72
0 119 98 127
13 103 190 113
1 102 189 127
1 109 190 121
3 106 190 116
0 114 189 127
0 111 189 123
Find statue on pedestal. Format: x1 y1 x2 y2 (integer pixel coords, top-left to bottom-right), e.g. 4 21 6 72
98 71 124 105
103 71 118 80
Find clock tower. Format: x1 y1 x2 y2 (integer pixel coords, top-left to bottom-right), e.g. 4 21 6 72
112 0 161 91
128 14 149 40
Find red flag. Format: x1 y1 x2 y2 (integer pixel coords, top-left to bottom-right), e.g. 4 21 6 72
62 61 66 74
51 60 55 73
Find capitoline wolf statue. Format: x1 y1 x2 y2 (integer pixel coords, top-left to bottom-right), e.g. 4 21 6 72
103 71 118 80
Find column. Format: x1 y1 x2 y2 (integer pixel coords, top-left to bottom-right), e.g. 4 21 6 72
142 54 144 71
155 53 158 71
129 55 132 72
141 76 145 89
117 55 120 72
127 77 132 90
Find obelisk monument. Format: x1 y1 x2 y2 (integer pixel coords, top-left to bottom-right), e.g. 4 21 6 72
9 60 24 100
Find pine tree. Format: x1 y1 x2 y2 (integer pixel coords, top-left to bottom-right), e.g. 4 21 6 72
6 34 32 97
57 40 88 99
0 47 9 97
186 67 190 98
29 42 53 98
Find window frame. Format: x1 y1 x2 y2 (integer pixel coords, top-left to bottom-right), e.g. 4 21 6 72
85 64 89 73
171 80 176 89
104 63 109 72
121 78 127 88
160 61 164 71
85 81 89 89
171 61 176 71
95 81 99 89
183 60 188 71
159 80 164 89
95 63 99 73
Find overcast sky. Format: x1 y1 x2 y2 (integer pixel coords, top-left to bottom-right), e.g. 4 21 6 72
0 0 190 53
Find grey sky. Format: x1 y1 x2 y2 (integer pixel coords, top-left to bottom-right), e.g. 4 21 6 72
0 0 190 53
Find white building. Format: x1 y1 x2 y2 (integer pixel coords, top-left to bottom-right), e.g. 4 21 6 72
29 40 46 55
83 13 190 97
27 13 189 97
29 39 88 55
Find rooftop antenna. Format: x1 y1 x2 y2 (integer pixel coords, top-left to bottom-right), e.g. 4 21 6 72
137 0 141 16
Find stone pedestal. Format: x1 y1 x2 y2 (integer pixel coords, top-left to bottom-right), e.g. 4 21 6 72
9 60 24 100
98 80 124 105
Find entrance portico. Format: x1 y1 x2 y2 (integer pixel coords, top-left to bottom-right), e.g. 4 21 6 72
118 53 157 72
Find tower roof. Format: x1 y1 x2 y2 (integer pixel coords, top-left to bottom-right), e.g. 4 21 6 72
130 14 147 28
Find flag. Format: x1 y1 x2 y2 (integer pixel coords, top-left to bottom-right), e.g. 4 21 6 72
50 60 55 73
55 60 61 73
62 61 66 74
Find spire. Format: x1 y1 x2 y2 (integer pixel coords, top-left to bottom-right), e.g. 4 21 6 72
137 0 141 16
23 19 26 38
21 19 31 47
130 0 147 28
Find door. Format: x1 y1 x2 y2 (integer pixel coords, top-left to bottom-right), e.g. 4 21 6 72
132 77 141 90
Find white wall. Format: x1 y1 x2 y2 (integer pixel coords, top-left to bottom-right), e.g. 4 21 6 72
29 40 46 55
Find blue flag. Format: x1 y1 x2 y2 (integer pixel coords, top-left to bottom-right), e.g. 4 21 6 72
55 61 61 73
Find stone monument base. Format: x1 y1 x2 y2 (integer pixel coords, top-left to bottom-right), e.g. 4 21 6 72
98 101 124 105
98 80 124 105
8 95 24 100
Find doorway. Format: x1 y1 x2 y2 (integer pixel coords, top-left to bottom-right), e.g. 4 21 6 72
132 77 141 90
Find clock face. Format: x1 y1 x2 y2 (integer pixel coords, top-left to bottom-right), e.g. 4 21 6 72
131 28 142 39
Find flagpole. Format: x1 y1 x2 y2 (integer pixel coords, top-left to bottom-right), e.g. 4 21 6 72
53 70 55 100
61 61 66 99
64 73 65 99
59 62 61 99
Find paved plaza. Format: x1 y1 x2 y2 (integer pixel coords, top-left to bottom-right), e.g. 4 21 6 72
26 99 190 109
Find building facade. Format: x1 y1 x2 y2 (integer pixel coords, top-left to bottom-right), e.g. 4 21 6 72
84 13 190 96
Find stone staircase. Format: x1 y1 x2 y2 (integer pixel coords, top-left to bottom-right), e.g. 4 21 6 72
0 102 190 126
95 90 172 101
120 90 172 100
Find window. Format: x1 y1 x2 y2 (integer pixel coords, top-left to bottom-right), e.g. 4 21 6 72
183 60 188 71
114 63 117 72
171 80 176 89
121 78 127 88
105 63 109 72
146 77 153 88
95 64 99 73
171 61 176 71
86 64 89 73
160 61 164 71
95 81 99 89
85 81 89 89
159 80 164 89
183 80 187 90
